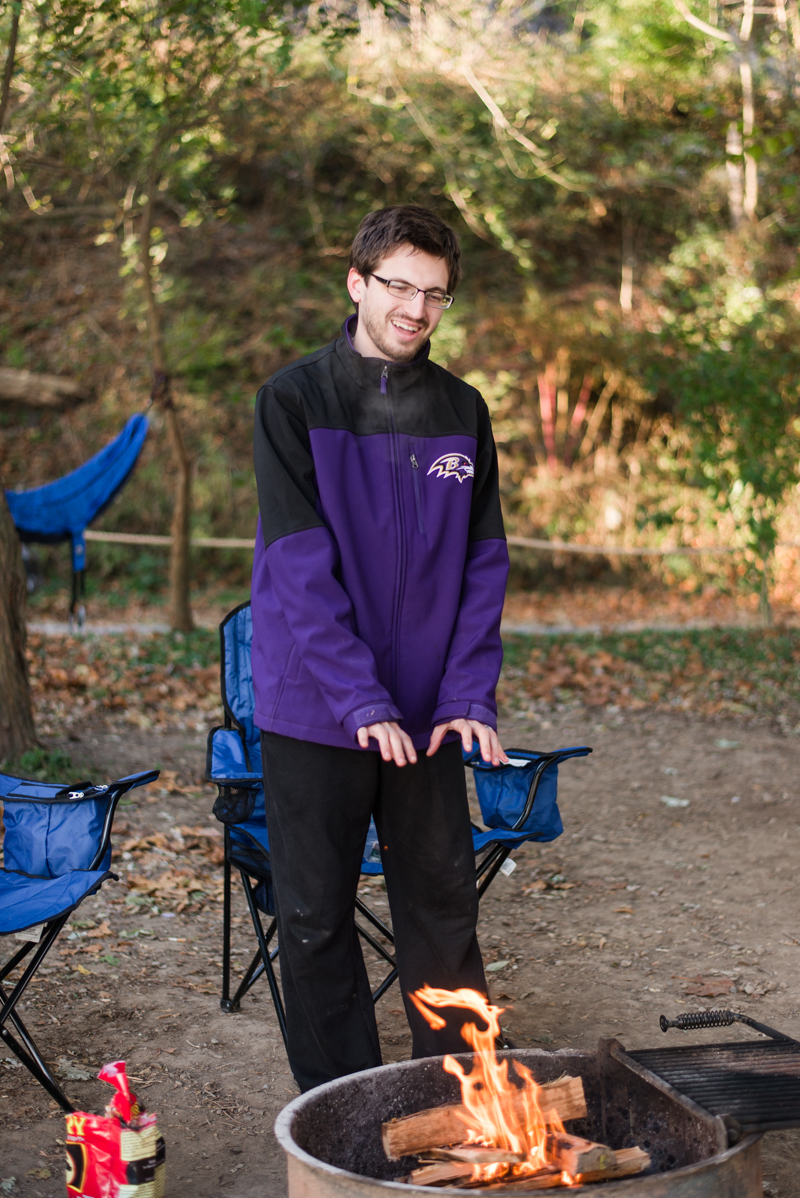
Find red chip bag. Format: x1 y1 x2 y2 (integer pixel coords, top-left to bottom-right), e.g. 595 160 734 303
65 1061 165 1198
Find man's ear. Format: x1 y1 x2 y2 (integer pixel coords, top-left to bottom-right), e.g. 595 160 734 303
347 267 366 306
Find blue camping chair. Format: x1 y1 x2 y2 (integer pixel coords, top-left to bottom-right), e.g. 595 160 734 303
5 412 149 627
0 767 158 1111
207 601 591 1053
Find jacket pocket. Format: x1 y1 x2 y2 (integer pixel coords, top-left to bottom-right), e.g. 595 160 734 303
409 447 425 535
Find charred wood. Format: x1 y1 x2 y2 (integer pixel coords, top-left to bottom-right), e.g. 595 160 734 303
382 1075 587 1160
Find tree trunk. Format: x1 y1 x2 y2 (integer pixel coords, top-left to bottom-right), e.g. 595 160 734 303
0 0 21 135
0 3 36 762
739 0 758 222
726 123 744 229
140 165 194 632
0 486 36 763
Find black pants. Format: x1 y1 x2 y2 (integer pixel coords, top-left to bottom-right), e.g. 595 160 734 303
260 731 486 1092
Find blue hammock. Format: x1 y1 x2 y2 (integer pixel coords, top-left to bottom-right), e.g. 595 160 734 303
5 412 149 619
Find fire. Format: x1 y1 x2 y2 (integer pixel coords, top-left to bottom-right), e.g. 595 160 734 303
411 986 574 1185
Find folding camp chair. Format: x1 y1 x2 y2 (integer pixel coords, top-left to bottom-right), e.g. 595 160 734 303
207 600 592 1052
0 767 158 1111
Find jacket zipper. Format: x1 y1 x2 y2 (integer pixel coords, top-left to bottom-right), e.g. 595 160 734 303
383 363 406 697
410 452 425 535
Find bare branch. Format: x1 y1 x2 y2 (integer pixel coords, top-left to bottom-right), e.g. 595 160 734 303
672 0 735 40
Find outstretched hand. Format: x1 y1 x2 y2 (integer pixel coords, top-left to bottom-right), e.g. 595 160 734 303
427 718 508 765
357 721 418 767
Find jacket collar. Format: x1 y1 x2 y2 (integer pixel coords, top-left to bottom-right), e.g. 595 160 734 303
335 314 431 391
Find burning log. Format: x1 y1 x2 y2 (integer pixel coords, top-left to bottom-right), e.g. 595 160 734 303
573 1146 651 1183
382 1075 587 1160
396 989 648 1192
424 1146 527 1164
543 1131 615 1175
408 1161 475 1186
480 1169 564 1190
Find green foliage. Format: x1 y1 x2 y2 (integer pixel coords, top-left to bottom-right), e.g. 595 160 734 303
4 746 73 781
503 625 800 711
3 0 800 612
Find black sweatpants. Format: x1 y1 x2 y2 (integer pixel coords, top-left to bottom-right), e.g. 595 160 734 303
260 731 486 1092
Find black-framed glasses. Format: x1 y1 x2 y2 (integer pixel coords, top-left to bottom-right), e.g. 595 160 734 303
369 273 454 310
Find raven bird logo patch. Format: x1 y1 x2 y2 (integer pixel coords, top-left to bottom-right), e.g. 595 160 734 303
427 453 475 483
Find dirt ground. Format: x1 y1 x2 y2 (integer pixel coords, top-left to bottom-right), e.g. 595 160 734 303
3 672 800 1195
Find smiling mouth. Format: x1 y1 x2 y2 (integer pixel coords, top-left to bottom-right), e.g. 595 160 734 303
390 317 426 336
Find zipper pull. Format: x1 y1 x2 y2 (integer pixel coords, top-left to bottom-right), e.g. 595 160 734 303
380 363 389 394
410 454 419 469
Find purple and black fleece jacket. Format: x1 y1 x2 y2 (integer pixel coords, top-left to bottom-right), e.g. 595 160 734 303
251 316 509 751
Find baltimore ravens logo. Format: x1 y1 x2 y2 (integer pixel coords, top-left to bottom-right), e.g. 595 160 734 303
427 453 475 483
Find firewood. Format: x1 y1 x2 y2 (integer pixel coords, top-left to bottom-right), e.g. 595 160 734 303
573 1145 650 1183
382 1075 587 1160
424 1146 527 1165
407 1161 475 1186
543 1132 616 1176
479 1168 564 1191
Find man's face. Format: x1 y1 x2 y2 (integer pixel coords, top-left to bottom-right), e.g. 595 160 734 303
347 244 450 363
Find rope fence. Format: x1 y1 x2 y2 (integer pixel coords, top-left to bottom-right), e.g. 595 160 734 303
84 529 800 557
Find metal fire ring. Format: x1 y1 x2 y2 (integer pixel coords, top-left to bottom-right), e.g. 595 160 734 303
274 1046 763 1197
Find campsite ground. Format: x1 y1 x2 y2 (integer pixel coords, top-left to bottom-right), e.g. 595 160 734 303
3 586 800 1197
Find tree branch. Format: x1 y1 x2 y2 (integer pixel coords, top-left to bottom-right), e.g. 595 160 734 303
672 0 734 41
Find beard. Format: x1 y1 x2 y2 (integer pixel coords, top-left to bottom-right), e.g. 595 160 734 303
359 303 430 362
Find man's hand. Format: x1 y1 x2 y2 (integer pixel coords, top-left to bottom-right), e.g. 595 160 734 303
357 721 418 767
427 718 508 766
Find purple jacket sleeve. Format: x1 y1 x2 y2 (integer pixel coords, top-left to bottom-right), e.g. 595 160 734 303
265 528 402 740
431 538 509 730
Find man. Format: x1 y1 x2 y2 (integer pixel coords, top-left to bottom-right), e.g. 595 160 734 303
251 205 509 1092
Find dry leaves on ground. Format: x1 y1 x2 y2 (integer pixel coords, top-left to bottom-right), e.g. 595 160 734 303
26 632 221 737
116 824 224 913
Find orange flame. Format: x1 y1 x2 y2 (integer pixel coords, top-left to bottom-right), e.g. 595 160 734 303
412 986 572 1185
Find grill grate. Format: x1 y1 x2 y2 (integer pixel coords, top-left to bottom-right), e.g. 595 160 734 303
628 1040 800 1133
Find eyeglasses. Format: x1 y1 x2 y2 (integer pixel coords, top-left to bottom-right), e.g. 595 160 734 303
369 274 454 310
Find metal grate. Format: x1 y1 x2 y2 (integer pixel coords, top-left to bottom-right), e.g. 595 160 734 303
628 1040 800 1133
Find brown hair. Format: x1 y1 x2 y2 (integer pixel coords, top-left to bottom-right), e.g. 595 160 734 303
349 205 462 294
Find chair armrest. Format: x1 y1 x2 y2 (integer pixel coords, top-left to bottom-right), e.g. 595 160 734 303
206 727 263 785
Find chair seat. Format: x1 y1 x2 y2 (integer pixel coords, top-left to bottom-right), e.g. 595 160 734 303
228 815 385 876
0 868 112 935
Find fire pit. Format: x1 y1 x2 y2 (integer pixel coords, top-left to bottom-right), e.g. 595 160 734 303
275 1038 762 1195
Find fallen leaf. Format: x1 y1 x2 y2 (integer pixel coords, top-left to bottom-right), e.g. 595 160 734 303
85 920 112 939
524 880 547 893
486 960 511 972
56 1058 93 1081
27 1169 51 1180
683 975 735 998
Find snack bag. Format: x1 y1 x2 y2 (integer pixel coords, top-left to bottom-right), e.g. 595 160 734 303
65 1061 166 1198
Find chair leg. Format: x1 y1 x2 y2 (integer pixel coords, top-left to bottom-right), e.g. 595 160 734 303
0 916 75 1112
0 1012 74 1112
354 897 398 1003
371 967 399 1004
354 895 395 944
220 828 235 1012
476 843 511 899
240 874 288 1050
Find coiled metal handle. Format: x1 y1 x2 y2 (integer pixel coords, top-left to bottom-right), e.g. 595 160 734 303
660 1010 736 1032
660 1009 799 1045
